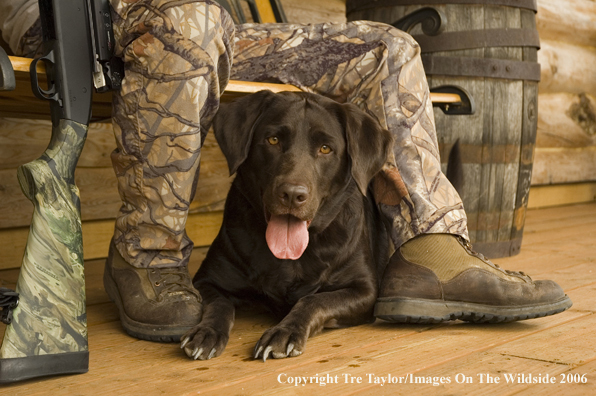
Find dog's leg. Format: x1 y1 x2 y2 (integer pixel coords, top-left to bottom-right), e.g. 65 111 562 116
254 285 375 361
180 283 235 360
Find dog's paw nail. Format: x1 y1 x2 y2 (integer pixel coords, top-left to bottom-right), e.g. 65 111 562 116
208 348 217 360
286 343 294 356
263 346 273 362
289 348 303 357
180 337 189 349
193 348 203 360
254 346 263 359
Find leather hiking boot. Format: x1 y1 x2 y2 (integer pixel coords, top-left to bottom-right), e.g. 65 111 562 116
375 234 572 324
103 242 203 342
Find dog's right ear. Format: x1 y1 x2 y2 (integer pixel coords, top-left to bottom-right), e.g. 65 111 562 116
213 90 276 175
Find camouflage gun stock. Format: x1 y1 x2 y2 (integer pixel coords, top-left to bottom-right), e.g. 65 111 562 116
0 0 121 383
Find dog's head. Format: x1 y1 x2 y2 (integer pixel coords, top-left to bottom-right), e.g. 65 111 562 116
213 90 392 260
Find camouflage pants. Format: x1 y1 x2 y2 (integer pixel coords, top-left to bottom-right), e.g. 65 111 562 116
108 0 468 268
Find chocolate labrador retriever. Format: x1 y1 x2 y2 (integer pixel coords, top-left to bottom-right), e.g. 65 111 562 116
181 90 392 361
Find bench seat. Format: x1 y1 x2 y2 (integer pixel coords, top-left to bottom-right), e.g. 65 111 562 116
0 55 462 121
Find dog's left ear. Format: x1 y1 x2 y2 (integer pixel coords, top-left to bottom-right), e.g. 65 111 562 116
213 90 277 175
335 103 394 195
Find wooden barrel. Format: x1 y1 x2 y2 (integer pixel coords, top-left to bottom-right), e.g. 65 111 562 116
347 0 540 258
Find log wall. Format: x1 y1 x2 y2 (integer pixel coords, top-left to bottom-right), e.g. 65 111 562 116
534 0 596 184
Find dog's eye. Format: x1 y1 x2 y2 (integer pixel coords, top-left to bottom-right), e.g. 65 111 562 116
319 145 332 154
267 136 279 145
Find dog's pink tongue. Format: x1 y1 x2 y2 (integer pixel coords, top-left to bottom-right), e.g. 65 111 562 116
266 214 309 260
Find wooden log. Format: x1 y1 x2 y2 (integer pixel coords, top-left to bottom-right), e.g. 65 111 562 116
538 40 596 97
280 0 346 24
0 211 223 271
528 182 596 209
537 93 596 148
0 118 114 169
536 0 596 49
531 146 596 185
0 124 231 228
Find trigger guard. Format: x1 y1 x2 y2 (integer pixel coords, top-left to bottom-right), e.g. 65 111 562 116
30 52 61 104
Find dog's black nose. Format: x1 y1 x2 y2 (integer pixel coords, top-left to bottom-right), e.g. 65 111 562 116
277 183 310 208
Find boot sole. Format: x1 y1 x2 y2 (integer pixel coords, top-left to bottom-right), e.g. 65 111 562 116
375 295 573 324
103 262 194 343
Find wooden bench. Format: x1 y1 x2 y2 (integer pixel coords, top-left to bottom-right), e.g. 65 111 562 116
1 55 463 120
0 53 464 269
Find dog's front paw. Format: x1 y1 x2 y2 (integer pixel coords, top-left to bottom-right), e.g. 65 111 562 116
254 326 307 362
180 325 228 360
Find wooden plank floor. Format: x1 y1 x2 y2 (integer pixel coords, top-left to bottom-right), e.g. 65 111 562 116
1 202 595 395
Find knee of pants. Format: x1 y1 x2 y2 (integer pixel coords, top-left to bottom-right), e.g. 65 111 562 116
111 0 235 60
347 20 421 62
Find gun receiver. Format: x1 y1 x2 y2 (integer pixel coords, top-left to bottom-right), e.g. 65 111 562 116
30 0 122 124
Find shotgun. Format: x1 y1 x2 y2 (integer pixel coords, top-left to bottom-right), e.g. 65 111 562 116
0 0 121 382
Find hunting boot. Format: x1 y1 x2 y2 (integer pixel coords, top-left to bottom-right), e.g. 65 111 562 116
375 233 573 323
103 242 203 342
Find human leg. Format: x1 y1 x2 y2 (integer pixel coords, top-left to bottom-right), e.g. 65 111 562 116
105 0 235 341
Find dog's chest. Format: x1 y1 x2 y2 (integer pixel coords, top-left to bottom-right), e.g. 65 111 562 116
250 255 333 306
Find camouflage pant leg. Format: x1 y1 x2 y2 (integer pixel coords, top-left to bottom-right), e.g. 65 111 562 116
110 0 235 268
231 22 468 248
15 18 43 58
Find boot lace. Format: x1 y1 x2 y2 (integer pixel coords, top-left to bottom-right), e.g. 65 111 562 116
459 237 531 280
149 268 202 302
